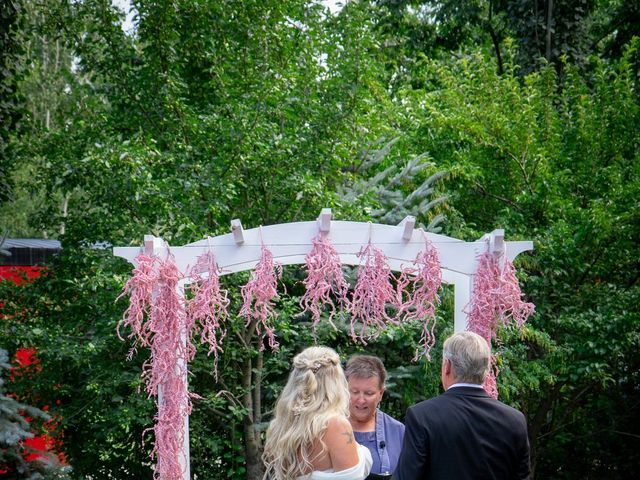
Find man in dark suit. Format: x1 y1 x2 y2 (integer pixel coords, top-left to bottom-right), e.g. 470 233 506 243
393 331 531 480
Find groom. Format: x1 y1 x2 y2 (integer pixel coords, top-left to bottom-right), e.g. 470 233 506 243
393 331 531 480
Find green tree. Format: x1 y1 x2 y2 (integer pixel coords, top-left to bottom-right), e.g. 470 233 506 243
0 348 71 479
0 0 24 203
392 41 640 477
370 0 639 78
1 250 156 477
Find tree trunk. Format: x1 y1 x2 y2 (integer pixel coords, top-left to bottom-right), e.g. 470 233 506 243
545 0 554 61
243 353 265 480
528 382 562 476
59 194 69 235
488 25 504 76
487 1 504 75
253 350 263 425
241 319 265 480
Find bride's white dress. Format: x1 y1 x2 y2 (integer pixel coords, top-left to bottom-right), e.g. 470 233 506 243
297 443 373 480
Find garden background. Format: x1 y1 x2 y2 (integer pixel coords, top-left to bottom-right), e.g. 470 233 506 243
1 0 638 479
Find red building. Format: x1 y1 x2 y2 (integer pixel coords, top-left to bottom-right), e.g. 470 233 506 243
0 238 60 284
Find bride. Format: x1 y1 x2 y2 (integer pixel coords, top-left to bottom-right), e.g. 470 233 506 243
262 346 372 480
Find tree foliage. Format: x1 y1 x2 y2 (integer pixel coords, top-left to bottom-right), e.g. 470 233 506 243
370 0 640 77
0 1 638 479
0 348 71 479
0 0 24 203
391 40 640 477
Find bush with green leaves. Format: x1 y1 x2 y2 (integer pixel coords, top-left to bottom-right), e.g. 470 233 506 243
391 40 640 478
0 348 71 479
1 1 639 479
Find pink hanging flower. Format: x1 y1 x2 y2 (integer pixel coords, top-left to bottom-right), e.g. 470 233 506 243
467 250 535 398
146 255 192 480
467 252 500 343
467 251 535 341
140 255 192 395
348 241 399 344
118 252 192 480
483 356 500 400
397 239 442 361
148 372 190 480
300 233 349 330
117 253 158 358
496 259 535 329
187 250 230 380
240 242 281 350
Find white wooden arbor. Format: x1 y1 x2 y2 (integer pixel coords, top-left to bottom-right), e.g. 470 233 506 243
113 209 533 479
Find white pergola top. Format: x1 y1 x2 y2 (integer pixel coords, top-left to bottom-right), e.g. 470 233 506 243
114 212 532 277
113 209 533 333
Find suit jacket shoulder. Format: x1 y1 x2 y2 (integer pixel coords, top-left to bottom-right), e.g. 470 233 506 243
395 387 531 480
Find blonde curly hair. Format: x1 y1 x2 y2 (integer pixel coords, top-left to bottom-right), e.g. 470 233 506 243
262 346 350 479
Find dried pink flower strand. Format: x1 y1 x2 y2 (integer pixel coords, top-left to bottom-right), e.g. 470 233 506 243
240 243 281 350
187 250 230 380
119 253 192 480
141 255 192 393
467 251 535 398
483 356 500 400
148 372 191 480
300 233 349 330
348 241 400 344
397 240 442 361
467 252 534 342
496 259 535 329
117 253 158 357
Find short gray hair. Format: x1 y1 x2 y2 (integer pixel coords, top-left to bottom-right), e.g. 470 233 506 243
443 331 490 384
345 355 386 390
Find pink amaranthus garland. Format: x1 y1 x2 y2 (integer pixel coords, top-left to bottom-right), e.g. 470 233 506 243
348 240 399 344
117 253 156 356
300 233 349 330
467 251 535 398
239 242 281 350
187 250 230 380
117 252 192 480
397 238 442 361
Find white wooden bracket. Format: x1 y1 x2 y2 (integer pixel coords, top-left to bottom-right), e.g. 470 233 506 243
489 229 505 257
230 219 244 245
478 228 533 267
144 234 164 255
318 208 332 233
398 215 416 241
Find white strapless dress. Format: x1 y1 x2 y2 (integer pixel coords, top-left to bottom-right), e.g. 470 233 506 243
297 443 373 480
